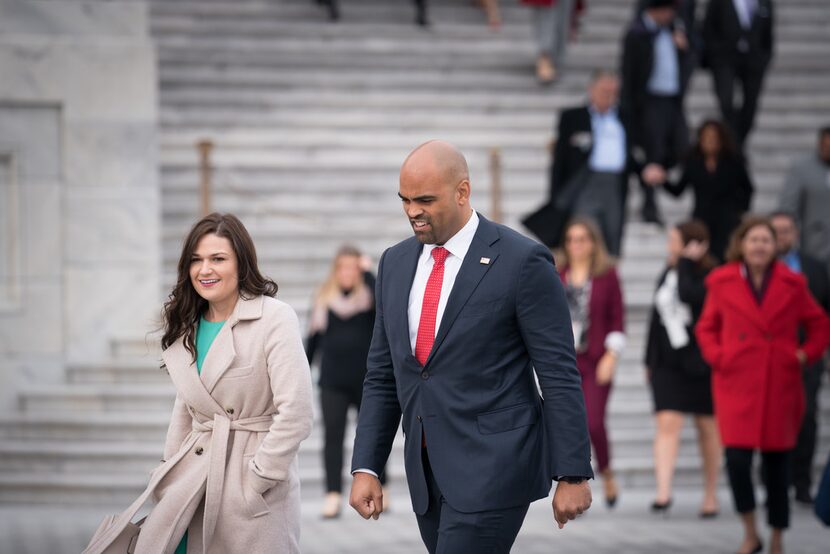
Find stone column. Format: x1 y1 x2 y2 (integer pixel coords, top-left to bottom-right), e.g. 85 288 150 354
0 0 160 406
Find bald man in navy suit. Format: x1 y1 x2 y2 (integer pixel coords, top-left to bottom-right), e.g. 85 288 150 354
349 141 593 553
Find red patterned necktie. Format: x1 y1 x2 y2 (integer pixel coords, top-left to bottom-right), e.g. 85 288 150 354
415 247 450 366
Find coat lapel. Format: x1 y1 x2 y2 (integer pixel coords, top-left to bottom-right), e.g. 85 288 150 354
759 262 794 325
724 263 769 333
200 295 264 393
425 217 500 367
161 338 225 417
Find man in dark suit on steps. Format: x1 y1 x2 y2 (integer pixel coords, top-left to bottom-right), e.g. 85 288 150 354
703 0 774 151
523 70 664 257
349 140 593 553
771 211 830 506
620 0 693 225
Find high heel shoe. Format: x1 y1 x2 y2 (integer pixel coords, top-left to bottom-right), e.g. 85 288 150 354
650 499 672 514
320 492 341 519
736 540 763 554
602 470 619 508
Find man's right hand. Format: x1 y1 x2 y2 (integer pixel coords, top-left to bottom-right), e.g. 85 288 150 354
349 472 384 520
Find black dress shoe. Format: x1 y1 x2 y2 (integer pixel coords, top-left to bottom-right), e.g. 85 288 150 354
795 488 814 505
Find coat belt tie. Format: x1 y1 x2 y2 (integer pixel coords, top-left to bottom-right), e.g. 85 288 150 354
193 413 274 549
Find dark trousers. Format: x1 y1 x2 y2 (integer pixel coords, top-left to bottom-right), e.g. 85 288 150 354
415 450 529 554
578 353 613 471
638 94 689 211
725 447 792 529
792 360 824 495
573 171 624 257
711 57 767 149
320 387 386 493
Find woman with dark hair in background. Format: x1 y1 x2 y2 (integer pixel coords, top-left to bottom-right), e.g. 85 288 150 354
307 245 386 519
660 119 754 261
558 217 625 507
696 216 830 554
85 213 314 554
645 220 721 518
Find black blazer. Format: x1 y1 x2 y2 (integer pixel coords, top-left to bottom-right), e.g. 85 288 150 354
636 0 702 66
351 216 593 515
663 154 754 260
801 252 830 314
645 257 712 375
620 13 693 126
523 106 639 248
703 0 774 66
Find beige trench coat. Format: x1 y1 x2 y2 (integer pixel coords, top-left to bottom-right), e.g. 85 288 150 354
84 295 314 554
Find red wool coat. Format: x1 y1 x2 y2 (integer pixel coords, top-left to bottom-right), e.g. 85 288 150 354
695 261 830 450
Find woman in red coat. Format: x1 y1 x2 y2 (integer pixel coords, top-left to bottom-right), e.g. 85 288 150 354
558 218 626 508
696 216 830 554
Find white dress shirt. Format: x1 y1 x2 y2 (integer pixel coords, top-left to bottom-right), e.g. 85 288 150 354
408 210 480 353
733 0 756 29
588 106 627 173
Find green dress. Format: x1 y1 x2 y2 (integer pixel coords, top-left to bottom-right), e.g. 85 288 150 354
175 316 225 554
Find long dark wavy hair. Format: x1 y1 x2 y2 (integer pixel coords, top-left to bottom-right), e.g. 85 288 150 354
161 213 278 361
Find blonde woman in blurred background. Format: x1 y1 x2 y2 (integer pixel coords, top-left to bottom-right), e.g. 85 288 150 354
307 245 387 519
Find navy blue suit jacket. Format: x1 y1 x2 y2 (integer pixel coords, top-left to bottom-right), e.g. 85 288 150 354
351 215 593 515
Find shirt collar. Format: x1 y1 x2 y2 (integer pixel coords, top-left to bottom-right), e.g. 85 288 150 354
424 209 479 263
588 104 618 119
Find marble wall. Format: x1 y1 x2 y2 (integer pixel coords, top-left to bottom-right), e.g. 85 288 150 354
0 0 160 404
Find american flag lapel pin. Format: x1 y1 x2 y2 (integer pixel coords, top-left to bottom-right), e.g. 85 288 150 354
480 257 491 265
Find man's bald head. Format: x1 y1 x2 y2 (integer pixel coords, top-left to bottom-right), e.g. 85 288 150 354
398 140 473 245
401 140 470 189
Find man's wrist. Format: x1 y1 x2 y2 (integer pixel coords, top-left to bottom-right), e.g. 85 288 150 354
556 476 587 484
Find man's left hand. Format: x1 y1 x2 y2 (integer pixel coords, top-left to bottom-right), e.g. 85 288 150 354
552 480 592 529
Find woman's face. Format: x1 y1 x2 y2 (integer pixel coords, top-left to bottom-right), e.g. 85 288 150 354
667 227 683 265
699 125 722 157
189 233 239 305
565 224 594 262
335 255 362 290
741 225 776 269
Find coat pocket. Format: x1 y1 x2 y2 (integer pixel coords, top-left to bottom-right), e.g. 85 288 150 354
242 456 271 518
459 296 505 319
223 364 254 379
477 402 538 435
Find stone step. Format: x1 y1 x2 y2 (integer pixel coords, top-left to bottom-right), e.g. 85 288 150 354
157 62 830 94
148 0 830 26
156 85 830 113
17 385 177 413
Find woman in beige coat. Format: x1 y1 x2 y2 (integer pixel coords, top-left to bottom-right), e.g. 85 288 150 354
85 213 314 554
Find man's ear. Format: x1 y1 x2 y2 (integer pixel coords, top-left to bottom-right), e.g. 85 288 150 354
456 179 471 205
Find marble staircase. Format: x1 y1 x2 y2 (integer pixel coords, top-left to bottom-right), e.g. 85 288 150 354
1 0 829 506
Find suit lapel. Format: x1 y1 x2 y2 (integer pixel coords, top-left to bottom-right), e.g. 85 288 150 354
425 217 500 367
